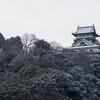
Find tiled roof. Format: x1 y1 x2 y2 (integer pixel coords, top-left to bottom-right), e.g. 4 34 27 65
77 26 94 33
72 25 99 36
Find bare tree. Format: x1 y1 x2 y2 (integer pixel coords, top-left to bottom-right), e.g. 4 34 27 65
21 33 38 51
50 41 63 51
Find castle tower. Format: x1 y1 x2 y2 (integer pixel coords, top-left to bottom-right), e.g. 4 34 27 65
67 25 100 53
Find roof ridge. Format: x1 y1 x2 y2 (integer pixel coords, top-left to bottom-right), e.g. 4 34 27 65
72 38 83 46
78 26 94 28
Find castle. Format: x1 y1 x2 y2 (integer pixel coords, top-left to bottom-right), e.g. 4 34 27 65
67 25 100 53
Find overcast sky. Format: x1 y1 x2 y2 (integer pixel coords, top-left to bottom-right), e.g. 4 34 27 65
0 0 100 47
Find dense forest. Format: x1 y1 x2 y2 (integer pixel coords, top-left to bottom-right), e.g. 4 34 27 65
0 33 100 100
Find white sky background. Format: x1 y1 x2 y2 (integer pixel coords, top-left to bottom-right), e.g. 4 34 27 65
0 0 100 47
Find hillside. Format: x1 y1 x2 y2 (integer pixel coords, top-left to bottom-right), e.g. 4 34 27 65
0 33 100 100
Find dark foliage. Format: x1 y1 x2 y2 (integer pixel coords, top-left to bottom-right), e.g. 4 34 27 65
31 39 51 57
0 34 100 100
34 39 50 50
0 33 5 49
3 36 23 54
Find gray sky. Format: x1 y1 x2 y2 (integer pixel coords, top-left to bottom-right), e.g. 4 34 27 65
0 0 100 47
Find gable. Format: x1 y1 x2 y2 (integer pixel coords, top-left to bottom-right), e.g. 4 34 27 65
73 38 96 47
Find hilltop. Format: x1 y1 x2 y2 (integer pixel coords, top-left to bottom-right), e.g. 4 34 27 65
0 33 100 100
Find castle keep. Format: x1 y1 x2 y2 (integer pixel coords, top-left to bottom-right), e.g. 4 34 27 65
67 25 100 53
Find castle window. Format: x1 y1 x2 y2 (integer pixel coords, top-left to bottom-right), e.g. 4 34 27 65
80 42 86 46
90 50 93 51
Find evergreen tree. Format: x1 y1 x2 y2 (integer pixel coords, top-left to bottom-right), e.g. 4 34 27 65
3 36 23 54
0 33 5 50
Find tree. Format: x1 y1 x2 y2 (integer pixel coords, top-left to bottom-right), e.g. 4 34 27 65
21 33 38 51
34 39 51 50
50 41 63 51
67 50 90 72
0 33 5 50
31 39 51 56
3 36 23 54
